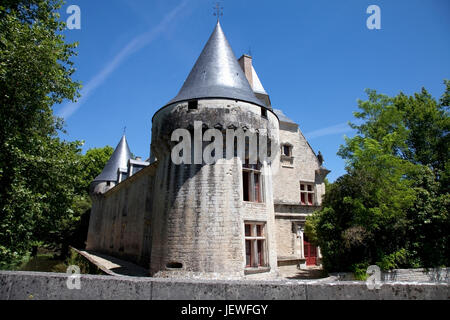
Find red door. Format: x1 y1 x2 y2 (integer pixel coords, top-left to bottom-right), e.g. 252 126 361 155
303 236 317 266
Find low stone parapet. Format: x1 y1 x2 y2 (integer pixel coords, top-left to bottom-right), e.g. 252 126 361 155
0 271 448 300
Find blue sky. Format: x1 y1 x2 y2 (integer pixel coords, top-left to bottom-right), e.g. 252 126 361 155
55 0 450 182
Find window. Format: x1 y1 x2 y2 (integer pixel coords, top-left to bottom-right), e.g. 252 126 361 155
245 222 267 268
282 144 292 157
188 100 198 110
300 182 315 206
242 159 264 203
261 108 267 118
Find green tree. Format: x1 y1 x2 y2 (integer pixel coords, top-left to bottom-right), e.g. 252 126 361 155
0 0 82 267
306 82 449 273
64 146 114 251
78 146 114 195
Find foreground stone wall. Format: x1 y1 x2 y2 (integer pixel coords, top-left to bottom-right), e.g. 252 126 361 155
0 271 447 300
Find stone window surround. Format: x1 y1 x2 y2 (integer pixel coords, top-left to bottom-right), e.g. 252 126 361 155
244 221 268 270
242 162 264 203
281 143 293 157
300 181 316 206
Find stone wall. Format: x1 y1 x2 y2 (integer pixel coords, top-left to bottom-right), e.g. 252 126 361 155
272 121 326 267
273 122 324 205
275 218 297 257
86 164 157 267
332 268 449 283
0 271 447 300
382 268 449 283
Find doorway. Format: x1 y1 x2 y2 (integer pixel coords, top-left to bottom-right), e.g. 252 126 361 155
303 235 317 266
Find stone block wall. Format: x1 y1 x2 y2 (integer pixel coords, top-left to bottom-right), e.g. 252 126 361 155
86 164 157 267
273 122 324 205
1 271 447 300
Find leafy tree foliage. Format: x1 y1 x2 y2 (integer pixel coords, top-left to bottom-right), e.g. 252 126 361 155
0 0 84 266
306 81 449 273
64 146 113 252
78 146 114 194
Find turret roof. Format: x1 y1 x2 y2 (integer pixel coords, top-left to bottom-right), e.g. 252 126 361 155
165 21 269 109
94 135 132 182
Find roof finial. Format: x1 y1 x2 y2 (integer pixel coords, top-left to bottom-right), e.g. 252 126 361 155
123 126 127 136
213 1 223 21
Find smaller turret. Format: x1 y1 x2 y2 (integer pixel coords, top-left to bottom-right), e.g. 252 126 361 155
89 135 132 195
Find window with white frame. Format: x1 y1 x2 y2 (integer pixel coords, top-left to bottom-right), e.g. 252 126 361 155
245 222 267 268
300 182 315 206
242 159 264 203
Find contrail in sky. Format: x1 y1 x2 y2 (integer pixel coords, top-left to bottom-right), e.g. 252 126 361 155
304 120 361 139
58 0 189 119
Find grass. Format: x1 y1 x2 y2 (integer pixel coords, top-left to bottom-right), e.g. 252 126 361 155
19 253 66 273
11 247 105 275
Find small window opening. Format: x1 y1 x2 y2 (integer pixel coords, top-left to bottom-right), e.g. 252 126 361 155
166 262 183 269
188 100 198 110
261 108 267 118
282 145 292 157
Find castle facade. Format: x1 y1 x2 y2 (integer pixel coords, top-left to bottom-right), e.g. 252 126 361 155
86 21 329 278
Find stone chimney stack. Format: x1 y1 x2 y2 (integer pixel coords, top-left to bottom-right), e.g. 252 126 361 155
238 54 272 108
238 54 253 89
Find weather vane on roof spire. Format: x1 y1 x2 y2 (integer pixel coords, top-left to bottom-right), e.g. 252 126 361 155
213 1 223 21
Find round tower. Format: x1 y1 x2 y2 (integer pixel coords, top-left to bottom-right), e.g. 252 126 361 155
150 21 280 278
89 135 132 196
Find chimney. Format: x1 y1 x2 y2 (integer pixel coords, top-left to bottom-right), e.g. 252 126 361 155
238 54 253 89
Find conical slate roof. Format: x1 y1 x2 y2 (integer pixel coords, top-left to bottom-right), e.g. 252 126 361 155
94 135 132 182
165 21 268 109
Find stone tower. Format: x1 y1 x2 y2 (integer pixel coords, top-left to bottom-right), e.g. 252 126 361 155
149 21 280 278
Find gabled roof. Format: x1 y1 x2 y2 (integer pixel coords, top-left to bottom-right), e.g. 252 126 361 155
165 21 268 109
94 135 132 182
